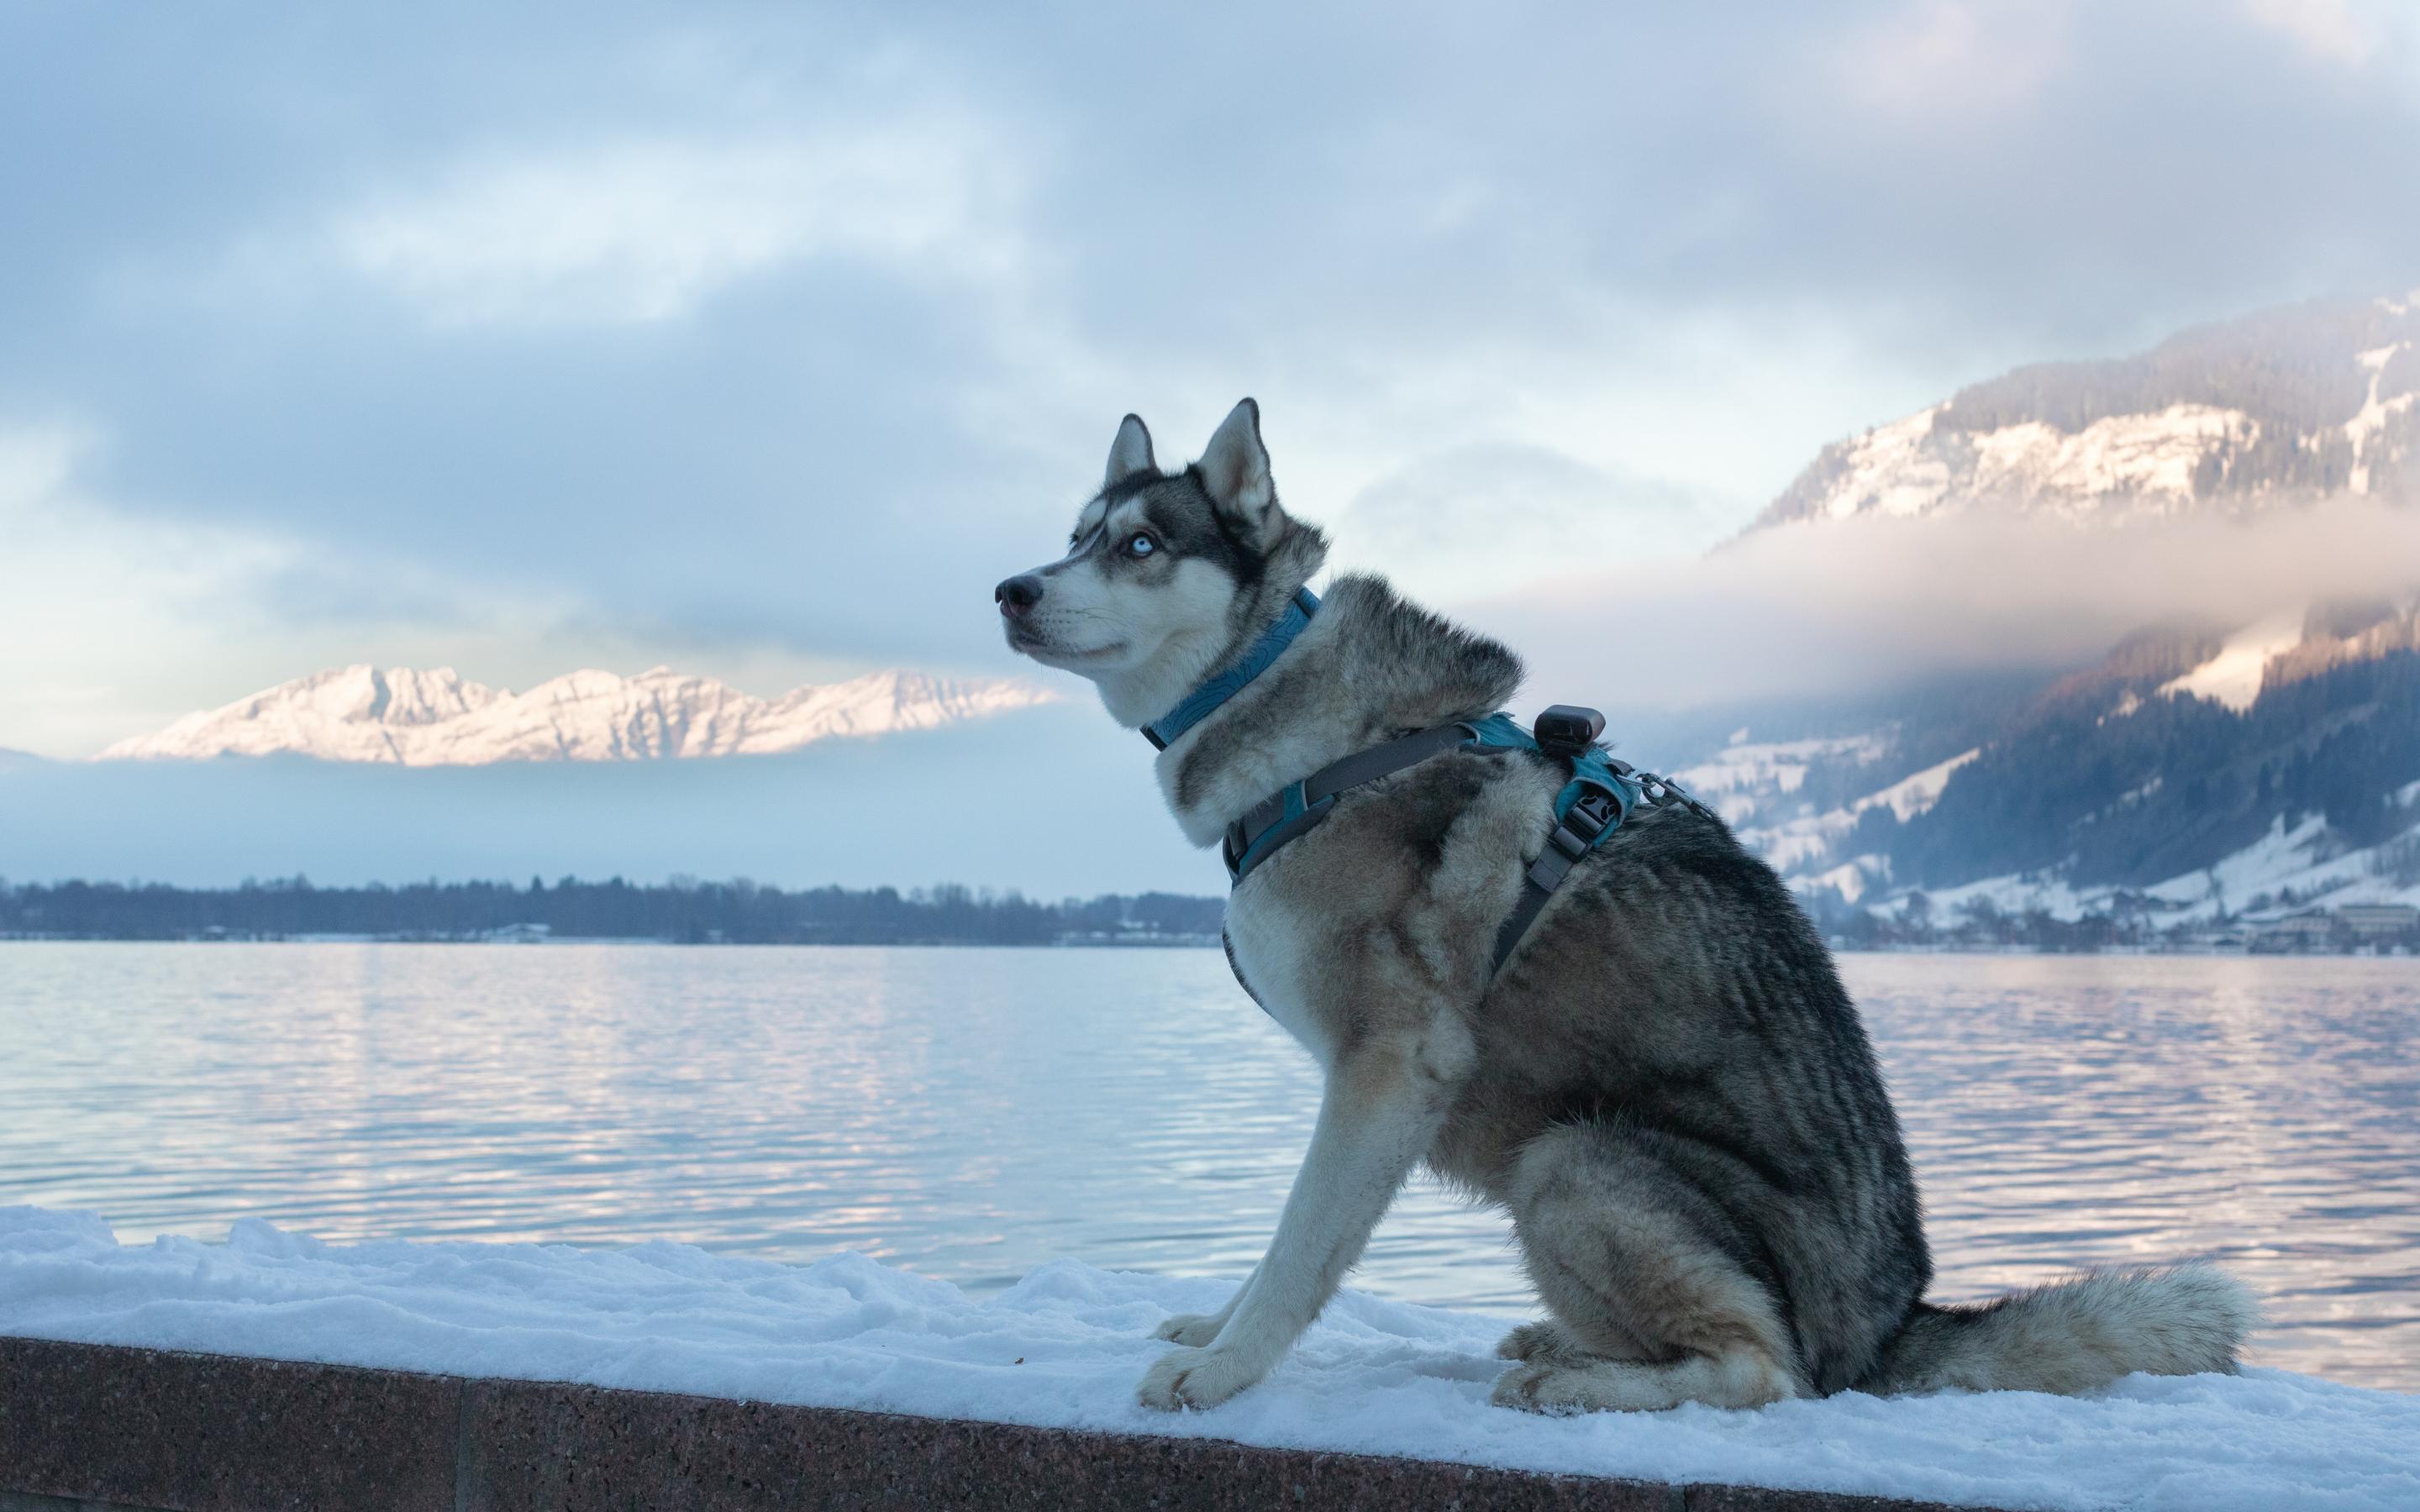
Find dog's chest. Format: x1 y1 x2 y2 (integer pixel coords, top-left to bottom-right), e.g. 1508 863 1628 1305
1222 880 1343 1068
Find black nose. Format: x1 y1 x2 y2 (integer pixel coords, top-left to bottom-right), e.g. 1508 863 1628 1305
995 575 1043 617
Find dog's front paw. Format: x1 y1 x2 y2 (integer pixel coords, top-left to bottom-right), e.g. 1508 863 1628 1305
1491 1360 1587 1414
1136 1346 1265 1410
1153 1311 1226 1347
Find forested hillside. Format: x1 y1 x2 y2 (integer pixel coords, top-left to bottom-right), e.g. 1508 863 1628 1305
1884 648 2420 890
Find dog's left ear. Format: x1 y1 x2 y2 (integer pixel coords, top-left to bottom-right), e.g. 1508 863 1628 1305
1105 414 1156 490
1198 398 1277 532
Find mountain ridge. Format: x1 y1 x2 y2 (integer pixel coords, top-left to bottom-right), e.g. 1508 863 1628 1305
97 664 1058 766
1754 290 2420 529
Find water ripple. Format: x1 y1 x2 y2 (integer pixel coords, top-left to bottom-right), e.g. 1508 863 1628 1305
0 944 2410 1390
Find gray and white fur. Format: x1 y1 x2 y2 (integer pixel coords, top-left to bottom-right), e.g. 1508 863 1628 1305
997 399 2258 1414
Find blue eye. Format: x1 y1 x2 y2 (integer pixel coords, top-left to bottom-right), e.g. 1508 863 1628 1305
1127 533 1155 557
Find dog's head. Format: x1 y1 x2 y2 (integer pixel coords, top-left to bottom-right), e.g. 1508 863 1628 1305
997 399 1327 727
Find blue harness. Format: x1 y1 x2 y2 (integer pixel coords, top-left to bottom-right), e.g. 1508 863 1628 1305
1144 591 1712 974
1142 588 1321 750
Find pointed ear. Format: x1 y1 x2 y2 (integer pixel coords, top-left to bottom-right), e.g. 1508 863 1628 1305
1105 414 1156 490
1198 398 1274 526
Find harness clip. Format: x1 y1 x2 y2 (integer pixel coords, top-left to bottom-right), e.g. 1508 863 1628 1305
1634 770 1712 816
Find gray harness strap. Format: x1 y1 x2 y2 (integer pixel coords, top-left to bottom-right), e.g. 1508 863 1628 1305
1489 780 1624 974
1223 717 1712 982
1223 723 1479 882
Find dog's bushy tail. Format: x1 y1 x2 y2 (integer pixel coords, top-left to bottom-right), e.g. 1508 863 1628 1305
1864 1263 2258 1397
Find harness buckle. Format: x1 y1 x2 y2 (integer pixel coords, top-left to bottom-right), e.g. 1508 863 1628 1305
1562 786 1621 844
1534 786 1619 885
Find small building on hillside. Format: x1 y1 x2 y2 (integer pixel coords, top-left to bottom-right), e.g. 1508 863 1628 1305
2336 903 2419 941
2251 911 2339 951
2249 903 2419 952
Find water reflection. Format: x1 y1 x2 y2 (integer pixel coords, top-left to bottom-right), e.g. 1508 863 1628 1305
1853 953 2419 1394
0 944 2411 1390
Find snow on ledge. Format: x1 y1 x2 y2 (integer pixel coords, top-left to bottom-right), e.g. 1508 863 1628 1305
3 1209 2414 1512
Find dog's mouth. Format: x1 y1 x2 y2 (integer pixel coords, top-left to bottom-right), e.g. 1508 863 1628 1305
1005 624 1127 668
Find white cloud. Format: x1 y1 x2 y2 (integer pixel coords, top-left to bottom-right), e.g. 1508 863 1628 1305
1832 0 2073 122
0 420 86 513
1325 443 1716 606
324 118 1026 327
2238 0 2386 67
0 422 297 755
18 1 2420 759
0 421 596 758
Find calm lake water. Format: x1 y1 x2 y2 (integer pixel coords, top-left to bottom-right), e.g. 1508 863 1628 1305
2 944 2413 1392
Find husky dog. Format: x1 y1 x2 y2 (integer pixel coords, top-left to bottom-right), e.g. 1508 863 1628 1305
997 400 2256 1414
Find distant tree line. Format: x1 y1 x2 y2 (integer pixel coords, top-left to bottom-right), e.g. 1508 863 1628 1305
0 875 1228 946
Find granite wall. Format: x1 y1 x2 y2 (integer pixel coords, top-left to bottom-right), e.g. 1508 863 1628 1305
1 1337 2002 1512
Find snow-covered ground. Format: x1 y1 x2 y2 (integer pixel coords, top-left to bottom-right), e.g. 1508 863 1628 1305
2157 612 2307 713
1675 729 1894 825
4 1209 2414 1512
1718 745 1981 885
1891 811 2420 927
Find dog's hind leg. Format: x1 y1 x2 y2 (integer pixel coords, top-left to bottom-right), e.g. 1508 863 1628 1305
1495 1123 1802 1413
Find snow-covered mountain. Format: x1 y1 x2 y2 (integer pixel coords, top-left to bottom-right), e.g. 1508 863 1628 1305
97 664 1057 766
1754 291 2420 528
1693 290 2420 931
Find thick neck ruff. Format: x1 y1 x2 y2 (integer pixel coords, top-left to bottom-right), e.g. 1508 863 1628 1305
1140 587 1321 751
1147 574 1527 848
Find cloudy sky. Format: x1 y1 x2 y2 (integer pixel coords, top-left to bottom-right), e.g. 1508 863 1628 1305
3 0 2417 757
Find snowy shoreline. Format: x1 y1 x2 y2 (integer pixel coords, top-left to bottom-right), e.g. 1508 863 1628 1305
9 933 2414 954
3 1209 2415 1511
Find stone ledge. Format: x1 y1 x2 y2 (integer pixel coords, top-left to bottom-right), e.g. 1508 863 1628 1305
2 1337 2011 1512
